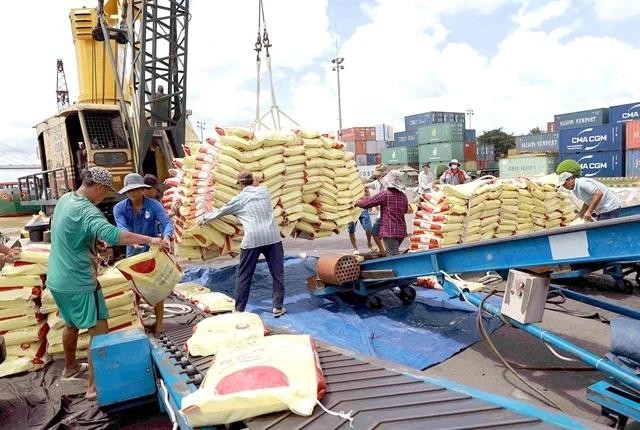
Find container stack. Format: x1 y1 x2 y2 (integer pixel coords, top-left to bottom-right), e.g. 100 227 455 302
558 123 624 178
417 122 465 175
607 102 640 177
340 126 375 167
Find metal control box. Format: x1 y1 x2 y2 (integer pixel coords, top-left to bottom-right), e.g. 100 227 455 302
91 329 155 406
501 270 550 324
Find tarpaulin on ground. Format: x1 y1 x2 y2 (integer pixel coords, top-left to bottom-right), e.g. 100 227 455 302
183 256 502 370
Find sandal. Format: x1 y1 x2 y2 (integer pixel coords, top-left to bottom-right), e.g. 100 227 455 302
272 307 287 318
62 363 89 380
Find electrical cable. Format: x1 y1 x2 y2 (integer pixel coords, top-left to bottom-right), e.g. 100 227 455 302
476 290 568 412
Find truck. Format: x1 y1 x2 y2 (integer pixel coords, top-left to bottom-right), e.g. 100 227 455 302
19 0 195 217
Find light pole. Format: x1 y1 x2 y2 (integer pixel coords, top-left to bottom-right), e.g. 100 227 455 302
331 57 344 136
466 108 474 129
196 120 206 143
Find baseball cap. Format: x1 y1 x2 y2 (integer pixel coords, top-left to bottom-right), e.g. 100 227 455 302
119 173 151 194
87 167 116 191
557 171 574 186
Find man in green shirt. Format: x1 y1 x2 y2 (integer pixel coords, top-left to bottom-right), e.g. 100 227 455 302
47 167 164 401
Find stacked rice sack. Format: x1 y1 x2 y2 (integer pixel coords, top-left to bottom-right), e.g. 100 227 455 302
163 127 364 261
0 246 50 377
45 267 140 361
410 175 579 251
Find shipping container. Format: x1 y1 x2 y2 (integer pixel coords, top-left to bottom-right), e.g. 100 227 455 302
355 154 368 166
393 131 418 146
366 153 378 165
477 160 491 171
609 102 640 123
464 129 476 141
626 121 640 150
365 140 378 154
374 124 394 141
343 141 355 153
381 147 419 165
417 122 465 144
385 141 395 149
418 142 465 164
625 149 640 177
515 132 559 153
340 127 376 141
554 108 608 131
559 151 624 178
476 145 495 161
464 160 477 172
558 124 623 154
498 155 558 178
464 141 477 160
547 121 556 133
404 112 434 131
355 140 367 155
375 153 382 165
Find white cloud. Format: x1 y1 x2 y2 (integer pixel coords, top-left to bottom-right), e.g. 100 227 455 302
512 0 571 30
592 0 640 22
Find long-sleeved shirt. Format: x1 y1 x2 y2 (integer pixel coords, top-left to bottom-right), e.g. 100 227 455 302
356 188 408 238
47 193 121 293
418 170 434 193
440 168 471 185
202 185 281 249
114 196 174 257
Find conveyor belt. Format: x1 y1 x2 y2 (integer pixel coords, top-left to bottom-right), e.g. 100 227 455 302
157 324 590 429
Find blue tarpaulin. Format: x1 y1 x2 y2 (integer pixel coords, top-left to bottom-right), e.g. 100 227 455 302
182 256 502 370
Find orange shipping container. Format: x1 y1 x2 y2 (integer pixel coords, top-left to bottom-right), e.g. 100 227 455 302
626 121 640 150
355 141 367 155
464 141 477 160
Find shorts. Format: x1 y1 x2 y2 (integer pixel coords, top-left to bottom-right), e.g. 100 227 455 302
348 208 372 234
597 209 620 221
50 288 109 329
371 216 381 236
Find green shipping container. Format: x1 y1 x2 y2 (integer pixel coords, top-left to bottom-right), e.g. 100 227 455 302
417 123 464 144
498 155 559 178
418 142 465 164
381 147 418 165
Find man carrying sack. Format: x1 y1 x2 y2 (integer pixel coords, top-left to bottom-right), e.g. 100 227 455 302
47 167 164 400
198 170 286 317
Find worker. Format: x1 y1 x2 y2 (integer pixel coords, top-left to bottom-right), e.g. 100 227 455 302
418 162 434 194
198 170 286 317
557 171 621 220
348 176 375 255
365 164 388 256
114 173 174 334
46 167 165 401
440 159 471 185
143 174 163 200
356 170 410 256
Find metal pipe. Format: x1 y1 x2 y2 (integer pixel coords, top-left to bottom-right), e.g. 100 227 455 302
465 292 640 392
550 285 640 320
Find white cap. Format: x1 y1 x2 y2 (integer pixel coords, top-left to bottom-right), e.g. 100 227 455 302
557 171 574 186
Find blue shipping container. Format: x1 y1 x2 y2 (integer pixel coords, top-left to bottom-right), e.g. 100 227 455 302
404 113 434 131
554 108 608 131
625 149 640 177
560 151 624 178
464 129 476 141
609 102 640 123
393 131 419 146
558 124 623 154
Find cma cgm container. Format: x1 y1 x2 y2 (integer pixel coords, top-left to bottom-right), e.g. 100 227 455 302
626 121 640 150
558 124 623 154
464 129 476 141
609 102 640 123
393 131 418 147
417 122 464 144
382 147 418 165
498 155 558 178
559 151 624 178
515 133 559 153
418 142 465 164
554 108 608 131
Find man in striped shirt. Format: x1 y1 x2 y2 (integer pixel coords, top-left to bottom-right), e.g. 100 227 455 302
198 171 286 317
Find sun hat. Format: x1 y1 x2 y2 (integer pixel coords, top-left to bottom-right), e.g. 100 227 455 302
448 159 460 167
119 173 151 194
384 170 405 191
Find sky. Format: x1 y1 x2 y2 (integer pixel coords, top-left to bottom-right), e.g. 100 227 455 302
0 0 639 171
